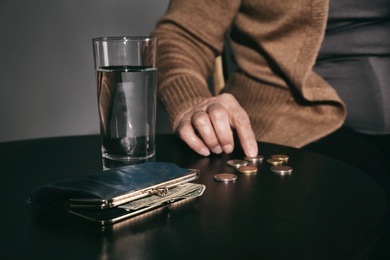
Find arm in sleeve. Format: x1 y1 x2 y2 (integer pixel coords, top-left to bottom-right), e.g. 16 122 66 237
151 0 241 129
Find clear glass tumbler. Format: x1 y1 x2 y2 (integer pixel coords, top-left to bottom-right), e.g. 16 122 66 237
92 36 158 162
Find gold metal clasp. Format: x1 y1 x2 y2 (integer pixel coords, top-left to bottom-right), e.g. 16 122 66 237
153 187 169 197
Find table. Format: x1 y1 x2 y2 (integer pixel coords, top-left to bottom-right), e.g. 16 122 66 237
0 134 386 259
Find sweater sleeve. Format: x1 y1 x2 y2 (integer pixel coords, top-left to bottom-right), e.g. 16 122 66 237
151 0 241 130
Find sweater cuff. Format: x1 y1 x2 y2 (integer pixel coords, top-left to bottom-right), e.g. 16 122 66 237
158 75 213 130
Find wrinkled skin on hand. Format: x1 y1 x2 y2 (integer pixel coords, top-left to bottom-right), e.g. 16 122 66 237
175 93 258 157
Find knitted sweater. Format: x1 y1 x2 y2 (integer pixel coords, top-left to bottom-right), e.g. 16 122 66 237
152 0 346 148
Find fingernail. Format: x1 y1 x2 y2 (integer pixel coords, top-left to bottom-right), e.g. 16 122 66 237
213 146 223 154
200 148 210 156
247 147 258 157
223 144 233 153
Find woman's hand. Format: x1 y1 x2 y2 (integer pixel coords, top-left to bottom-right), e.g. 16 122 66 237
175 93 258 157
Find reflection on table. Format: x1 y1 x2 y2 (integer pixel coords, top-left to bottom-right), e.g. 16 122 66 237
0 134 386 259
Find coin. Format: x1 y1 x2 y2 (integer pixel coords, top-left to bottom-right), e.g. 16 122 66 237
214 173 237 182
244 155 264 163
270 165 293 175
237 165 258 175
271 154 289 163
227 159 248 168
267 158 283 166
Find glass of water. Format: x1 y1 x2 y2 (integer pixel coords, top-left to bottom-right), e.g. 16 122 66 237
92 36 157 163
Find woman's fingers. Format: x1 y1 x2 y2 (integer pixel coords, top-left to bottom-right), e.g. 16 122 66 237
175 93 258 157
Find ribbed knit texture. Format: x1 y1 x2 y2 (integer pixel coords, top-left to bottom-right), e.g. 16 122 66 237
152 0 346 147
158 75 212 129
227 73 345 147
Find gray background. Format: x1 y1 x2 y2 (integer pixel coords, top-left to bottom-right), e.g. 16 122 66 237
0 0 172 143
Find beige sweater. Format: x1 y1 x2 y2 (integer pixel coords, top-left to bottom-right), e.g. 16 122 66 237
152 0 346 148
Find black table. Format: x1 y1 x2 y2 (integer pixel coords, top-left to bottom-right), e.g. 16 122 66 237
0 134 386 259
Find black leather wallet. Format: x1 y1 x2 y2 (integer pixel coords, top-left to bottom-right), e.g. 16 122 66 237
27 162 205 225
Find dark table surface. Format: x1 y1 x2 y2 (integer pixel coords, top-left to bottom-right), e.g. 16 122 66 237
0 134 387 259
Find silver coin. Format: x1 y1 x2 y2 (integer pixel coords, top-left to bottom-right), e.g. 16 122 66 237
214 173 237 182
227 159 248 168
244 155 264 163
270 165 293 175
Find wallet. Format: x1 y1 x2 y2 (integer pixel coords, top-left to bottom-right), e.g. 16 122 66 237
27 162 205 225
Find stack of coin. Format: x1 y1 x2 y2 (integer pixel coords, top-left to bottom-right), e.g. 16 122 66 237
226 156 264 176
214 173 237 182
271 154 289 163
216 153 292 182
243 155 264 163
266 158 284 166
270 165 293 176
267 154 293 175
226 159 248 168
237 165 258 175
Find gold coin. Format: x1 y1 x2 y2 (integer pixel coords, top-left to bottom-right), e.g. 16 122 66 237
271 154 289 163
237 165 258 175
214 173 237 182
227 159 248 168
244 155 264 163
270 165 293 175
267 158 283 166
